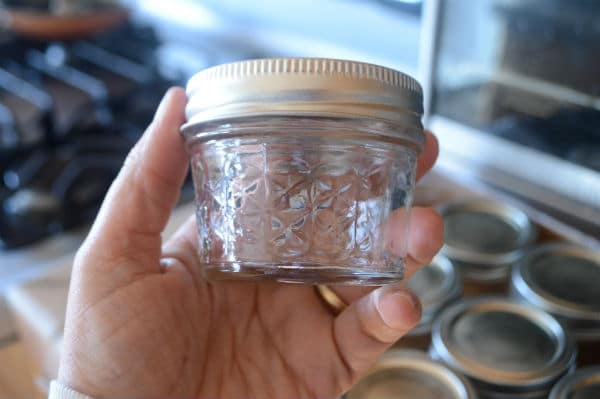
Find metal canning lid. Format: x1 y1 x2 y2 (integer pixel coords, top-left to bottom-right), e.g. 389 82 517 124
345 349 478 399
440 200 536 267
430 297 576 398
511 243 600 340
182 57 424 148
549 366 600 399
407 254 462 335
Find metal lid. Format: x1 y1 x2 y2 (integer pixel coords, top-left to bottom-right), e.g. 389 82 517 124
511 243 600 340
451 259 511 282
440 200 536 267
407 254 462 335
549 366 600 399
182 58 424 147
346 349 478 399
430 297 576 397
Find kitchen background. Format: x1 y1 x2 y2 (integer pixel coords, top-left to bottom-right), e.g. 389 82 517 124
0 0 598 398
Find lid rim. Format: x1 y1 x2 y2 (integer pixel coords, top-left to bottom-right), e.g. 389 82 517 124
439 200 537 266
549 366 600 399
347 349 478 399
184 57 424 143
511 243 600 327
430 297 576 390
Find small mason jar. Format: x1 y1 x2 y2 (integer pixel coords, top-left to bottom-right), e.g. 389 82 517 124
182 58 424 284
345 349 478 399
395 254 462 350
440 200 537 296
511 243 600 366
430 297 576 399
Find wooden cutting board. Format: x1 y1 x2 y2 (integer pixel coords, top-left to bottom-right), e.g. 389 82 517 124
0 341 42 399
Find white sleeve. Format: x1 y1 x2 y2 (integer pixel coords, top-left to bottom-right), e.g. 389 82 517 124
48 380 96 399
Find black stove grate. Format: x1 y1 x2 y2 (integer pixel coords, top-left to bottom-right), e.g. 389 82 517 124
0 23 195 249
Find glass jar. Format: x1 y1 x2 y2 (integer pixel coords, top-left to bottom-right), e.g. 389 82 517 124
439 200 537 296
346 349 478 399
430 297 576 399
511 243 600 366
182 58 424 285
395 254 462 350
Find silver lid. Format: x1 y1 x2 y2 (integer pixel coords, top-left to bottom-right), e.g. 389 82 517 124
183 58 424 148
440 200 536 267
511 243 600 340
549 366 600 399
346 349 478 399
430 297 576 398
407 254 462 335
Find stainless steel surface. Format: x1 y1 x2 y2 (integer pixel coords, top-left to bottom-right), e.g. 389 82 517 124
511 243 600 340
549 366 600 399
439 199 536 283
406 254 461 335
420 0 600 232
183 58 424 149
431 116 600 238
430 297 576 398
346 349 477 399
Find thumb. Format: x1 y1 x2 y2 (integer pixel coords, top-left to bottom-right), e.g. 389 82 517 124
333 285 421 385
77 88 188 272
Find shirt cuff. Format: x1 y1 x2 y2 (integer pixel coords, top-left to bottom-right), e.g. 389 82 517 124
48 380 96 399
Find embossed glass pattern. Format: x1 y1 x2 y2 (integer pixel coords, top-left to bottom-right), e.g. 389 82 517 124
183 58 423 284
187 117 418 284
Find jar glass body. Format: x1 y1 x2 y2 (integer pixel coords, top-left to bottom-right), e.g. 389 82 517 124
185 116 420 285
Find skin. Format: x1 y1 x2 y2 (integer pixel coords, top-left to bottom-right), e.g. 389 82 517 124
58 88 443 399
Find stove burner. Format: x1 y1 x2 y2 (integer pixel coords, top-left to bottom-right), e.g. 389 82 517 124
0 22 190 249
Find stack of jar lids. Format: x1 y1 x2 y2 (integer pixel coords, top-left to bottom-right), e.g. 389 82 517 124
440 200 536 281
430 297 576 399
406 254 461 336
549 366 600 399
345 349 478 399
511 243 600 341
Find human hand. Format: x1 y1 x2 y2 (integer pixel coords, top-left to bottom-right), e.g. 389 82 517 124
58 88 443 398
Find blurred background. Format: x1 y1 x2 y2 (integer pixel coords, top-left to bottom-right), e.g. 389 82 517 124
0 0 598 397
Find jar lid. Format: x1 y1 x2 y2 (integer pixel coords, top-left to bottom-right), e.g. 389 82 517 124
406 254 461 335
511 243 600 340
345 349 478 399
182 58 424 148
430 297 576 398
440 200 536 267
549 366 600 399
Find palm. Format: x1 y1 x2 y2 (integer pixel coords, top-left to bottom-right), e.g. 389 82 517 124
64 244 353 398
58 89 442 399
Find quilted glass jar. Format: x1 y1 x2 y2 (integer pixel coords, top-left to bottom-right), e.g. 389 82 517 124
182 58 424 284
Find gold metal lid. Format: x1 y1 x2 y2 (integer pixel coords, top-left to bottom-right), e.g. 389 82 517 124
183 57 424 147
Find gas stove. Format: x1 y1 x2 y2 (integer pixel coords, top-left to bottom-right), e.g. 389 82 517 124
0 23 184 250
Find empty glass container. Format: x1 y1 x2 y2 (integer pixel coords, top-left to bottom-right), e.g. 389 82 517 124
182 58 424 284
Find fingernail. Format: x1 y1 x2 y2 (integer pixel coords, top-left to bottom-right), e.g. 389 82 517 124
375 287 421 330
